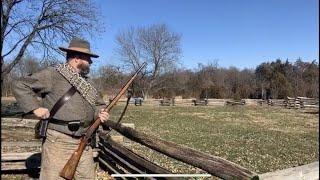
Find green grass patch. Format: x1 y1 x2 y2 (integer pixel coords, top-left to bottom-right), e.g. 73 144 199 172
109 105 319 174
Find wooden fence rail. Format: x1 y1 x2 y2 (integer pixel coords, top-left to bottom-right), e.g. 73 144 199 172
285 97 319 109
1 117 258 179
159 98 175 106
257 97 319 111
2 117 319 179
226 99 246 106
192 98 208 106
285 97 300 108
1 151 98 174
267 99 286 107
296 97 319 109
2 151 317 180
1 152 41 177
98 133 174 180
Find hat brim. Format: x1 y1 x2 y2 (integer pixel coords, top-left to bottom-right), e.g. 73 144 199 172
59 47 99 58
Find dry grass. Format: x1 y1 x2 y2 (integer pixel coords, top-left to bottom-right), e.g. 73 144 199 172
110 105 319 174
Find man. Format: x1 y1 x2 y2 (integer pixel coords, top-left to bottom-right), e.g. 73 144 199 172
13 38 109 180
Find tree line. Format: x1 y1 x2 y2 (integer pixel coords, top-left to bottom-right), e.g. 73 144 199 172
3 57 318 100
92 58 319 99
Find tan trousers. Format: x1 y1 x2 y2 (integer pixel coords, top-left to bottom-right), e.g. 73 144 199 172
40 129 95 180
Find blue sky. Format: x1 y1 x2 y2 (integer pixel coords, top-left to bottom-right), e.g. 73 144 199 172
90 0 318 70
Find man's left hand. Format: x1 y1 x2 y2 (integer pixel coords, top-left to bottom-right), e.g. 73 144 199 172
98 110 110 123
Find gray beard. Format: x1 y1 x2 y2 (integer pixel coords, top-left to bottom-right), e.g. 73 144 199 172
77 63 90 76
55 63 98 105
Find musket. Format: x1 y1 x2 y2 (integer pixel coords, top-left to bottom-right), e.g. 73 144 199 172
59 62 147 180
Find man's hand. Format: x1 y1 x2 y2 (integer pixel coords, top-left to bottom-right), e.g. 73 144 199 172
99 110 110 123
33 107 50 119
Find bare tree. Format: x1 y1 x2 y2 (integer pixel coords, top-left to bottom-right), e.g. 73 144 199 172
116 27 142 71
1 0 103 83
115 24 182 98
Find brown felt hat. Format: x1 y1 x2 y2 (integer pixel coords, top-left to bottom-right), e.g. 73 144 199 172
59 38 99 58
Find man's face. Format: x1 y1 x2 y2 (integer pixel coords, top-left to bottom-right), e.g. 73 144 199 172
76 54 92 76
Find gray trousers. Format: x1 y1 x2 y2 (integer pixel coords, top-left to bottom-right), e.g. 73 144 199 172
40 129 95 180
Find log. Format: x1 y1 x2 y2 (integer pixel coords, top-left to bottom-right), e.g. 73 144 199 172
98 156 126 179
2 152 40 162
103 120 259 180
99 145 146 174
1 152 41 172
1 118 38 124
1 161 33 171
1 151 99 162
2 123 36 128
226 100 246 106
296 97 317 100
192 99 208 106
99 133 174 175
286 97 295 100
285 97 319 109
302 105 319 108
2 141 41 148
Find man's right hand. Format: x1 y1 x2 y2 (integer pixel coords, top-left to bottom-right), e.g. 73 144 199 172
33 107 50 119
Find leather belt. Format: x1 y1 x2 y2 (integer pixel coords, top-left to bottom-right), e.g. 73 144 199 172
50 118 84 125
50 118 84 132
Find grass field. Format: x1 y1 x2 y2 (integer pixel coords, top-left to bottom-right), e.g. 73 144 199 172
1 100 319 177
109 105 319 174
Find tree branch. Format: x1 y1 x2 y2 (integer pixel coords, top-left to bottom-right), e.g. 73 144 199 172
2 0 103 78
2 33 29 58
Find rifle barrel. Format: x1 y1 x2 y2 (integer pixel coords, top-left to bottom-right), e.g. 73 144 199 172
59 62 147 179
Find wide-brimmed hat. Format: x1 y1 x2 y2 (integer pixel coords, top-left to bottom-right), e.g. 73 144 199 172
59 38 99 58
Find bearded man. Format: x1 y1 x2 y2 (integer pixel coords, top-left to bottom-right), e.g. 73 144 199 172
13 38 109 180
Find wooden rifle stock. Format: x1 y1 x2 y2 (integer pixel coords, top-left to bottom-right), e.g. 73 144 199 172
59 62 147 180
